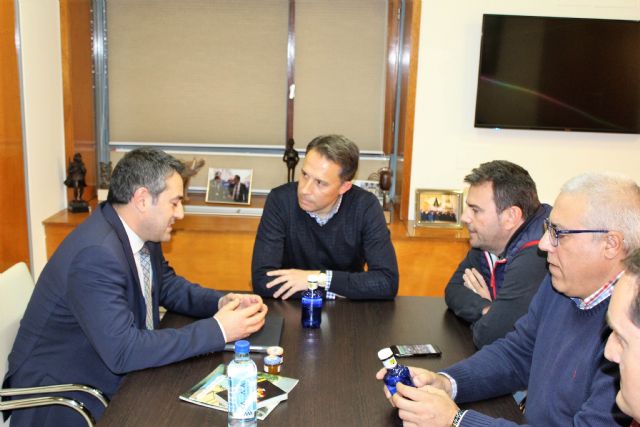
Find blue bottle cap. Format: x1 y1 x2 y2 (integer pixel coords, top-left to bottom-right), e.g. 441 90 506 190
235 340 250 353
263 355 282 366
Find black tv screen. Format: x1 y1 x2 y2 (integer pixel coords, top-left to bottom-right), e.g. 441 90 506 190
474 14 640 134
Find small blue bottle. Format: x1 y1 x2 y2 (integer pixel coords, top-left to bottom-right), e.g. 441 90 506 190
378 347 415 395
301 274 323 328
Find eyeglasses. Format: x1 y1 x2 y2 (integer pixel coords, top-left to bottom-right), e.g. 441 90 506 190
543 218 609 247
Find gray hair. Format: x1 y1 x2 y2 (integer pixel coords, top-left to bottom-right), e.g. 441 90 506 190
306 135 359 182
107 148 184 204
560 172 640 252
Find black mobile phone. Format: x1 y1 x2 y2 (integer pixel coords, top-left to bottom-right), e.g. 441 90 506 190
390 344 442 358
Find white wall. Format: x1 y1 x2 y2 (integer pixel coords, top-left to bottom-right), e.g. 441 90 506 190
410 0 640 219
18 0 67 277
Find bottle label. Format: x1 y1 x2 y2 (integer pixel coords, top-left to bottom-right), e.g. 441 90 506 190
301 290 323 328
228 371 257 419
384 365 414 395
382 355 398 369
301 295 323 307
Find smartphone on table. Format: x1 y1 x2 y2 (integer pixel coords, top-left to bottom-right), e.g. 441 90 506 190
390 344 442 358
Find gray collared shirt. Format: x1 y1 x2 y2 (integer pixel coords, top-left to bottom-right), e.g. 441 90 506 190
306 195 343 226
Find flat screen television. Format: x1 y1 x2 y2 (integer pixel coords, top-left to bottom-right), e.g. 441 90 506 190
474 14 640 134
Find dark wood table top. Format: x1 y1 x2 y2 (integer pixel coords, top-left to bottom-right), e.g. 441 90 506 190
98 297 524 426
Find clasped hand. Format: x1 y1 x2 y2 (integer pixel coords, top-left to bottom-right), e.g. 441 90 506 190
265 269 320 300
463 267 491 301
375 366 460 427
214 293 268 342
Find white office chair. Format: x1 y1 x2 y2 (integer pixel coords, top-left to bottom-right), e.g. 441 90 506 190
0 262 108 426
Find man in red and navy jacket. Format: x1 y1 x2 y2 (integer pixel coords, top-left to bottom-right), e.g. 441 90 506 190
445 160 551 348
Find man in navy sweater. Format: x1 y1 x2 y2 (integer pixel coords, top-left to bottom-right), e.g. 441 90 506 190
252 134 398 300
445 161 551 348
606 249 640 426
377 172 640 426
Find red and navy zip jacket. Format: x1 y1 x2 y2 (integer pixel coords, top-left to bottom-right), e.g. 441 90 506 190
479 204 551 300
445 203 552 347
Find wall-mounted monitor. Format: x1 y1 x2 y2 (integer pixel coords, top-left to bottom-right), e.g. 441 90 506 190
474 14 640 134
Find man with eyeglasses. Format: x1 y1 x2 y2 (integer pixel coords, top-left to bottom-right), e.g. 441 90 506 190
445 161 551 348
377 172 639 426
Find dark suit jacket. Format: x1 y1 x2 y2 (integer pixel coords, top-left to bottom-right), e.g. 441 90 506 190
3 202 225 426
233 183 249 202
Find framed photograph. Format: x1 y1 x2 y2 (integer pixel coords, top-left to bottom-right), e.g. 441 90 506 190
205 168 253 205
415 189 463 228
353 179 383 206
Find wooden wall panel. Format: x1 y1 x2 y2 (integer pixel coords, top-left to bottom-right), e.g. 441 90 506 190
398 0 421 220
60 0 96 201
0 0 30 271
383 0 400 154
394 235 469 297
44 209 469 297
382 0 422 221
162 230 257 291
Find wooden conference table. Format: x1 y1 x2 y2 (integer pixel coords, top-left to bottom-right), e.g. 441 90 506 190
98 297 524 426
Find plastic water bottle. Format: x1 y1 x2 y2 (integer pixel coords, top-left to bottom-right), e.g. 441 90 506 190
301 274 323 328
227 340 257 427
378 347 415 395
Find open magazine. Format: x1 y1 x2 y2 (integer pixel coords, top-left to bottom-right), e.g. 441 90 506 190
179 364 299 420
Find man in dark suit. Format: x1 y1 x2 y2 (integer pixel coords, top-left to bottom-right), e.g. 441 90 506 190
2 148 267 427
231 174 249 202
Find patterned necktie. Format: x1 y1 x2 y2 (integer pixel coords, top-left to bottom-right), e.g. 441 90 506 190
139 245 154 330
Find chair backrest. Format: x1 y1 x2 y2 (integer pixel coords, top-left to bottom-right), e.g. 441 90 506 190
0 263 35 379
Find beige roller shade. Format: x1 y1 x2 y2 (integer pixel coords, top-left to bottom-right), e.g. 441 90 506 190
294 0 388 151
110 150 389 192
107 0 288 145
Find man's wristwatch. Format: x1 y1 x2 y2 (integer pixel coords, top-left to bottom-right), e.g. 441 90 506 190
317 270 327 288
451 409 467 427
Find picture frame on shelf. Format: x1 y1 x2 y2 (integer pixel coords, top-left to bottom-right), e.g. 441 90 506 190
415 189 463 228
353 179 384 207
205 168 253 205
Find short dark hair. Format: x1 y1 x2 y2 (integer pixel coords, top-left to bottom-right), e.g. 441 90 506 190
623 249 640 328
306 135 359 181
107 148 184 205
464 160 540 219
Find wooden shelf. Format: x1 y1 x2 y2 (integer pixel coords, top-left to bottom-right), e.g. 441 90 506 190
43 195 469 297
403 220 470 240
